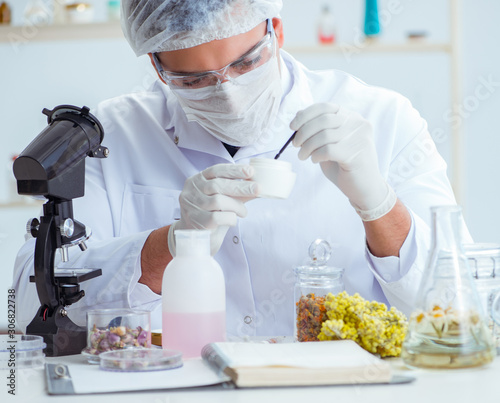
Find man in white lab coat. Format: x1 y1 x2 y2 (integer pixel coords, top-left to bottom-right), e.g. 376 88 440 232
13 0 462 338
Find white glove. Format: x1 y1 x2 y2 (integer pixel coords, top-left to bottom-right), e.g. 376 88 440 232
290 103 396 221
168 163 258 256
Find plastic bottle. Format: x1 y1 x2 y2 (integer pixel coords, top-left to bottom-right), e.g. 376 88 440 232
162 229 226 358
317 5 336 44
107 0 120 22
364 0 380 37
0 2 11 25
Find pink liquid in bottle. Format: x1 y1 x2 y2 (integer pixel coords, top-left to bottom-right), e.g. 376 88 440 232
162 311 226 358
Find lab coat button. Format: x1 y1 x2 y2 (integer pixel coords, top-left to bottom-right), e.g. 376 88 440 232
174 135 179 145
244 316 252 324
232 236 239 244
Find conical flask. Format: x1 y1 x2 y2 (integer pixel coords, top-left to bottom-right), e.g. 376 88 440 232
402 205 495 369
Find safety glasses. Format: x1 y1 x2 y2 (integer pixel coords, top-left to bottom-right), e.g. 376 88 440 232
152 19 275 90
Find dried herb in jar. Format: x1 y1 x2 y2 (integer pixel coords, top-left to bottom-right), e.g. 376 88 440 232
296 293 327 342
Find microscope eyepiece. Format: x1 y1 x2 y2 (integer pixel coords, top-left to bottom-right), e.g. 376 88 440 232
13 105 108 200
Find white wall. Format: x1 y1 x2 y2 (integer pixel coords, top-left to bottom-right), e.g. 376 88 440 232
1 0 500 329
462 1 500 243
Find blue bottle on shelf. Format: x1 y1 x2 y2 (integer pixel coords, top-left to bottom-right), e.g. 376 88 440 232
364 0 380 37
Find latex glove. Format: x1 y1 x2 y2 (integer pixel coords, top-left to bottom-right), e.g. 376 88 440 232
168 163 258 256
290 103 396 221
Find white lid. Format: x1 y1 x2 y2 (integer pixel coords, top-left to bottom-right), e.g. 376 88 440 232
294 239 344 276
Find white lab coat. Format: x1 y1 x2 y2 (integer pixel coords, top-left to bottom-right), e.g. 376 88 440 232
13 51 463 338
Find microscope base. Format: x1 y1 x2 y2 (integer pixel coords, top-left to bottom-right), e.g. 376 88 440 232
26 305 86 357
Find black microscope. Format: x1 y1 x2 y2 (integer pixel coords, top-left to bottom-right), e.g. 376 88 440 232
13 105 108 356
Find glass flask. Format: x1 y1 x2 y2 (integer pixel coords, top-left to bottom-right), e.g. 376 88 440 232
465 243 500 353
294 239 344 342
402 205 496 369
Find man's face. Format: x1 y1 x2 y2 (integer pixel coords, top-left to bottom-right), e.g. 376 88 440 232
149 19 285 147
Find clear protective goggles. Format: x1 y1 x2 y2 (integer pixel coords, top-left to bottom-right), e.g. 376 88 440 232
152 19 275 90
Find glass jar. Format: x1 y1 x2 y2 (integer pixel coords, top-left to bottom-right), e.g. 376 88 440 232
294 239 344 342
465 243 500 353
402 206 495 369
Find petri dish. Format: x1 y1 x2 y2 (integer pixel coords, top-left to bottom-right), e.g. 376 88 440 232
0 335 46 369
99 348 183 372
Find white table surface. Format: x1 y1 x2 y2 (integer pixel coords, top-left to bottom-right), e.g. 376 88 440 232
6 352 500 403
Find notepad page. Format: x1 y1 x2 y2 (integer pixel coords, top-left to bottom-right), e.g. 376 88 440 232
214 340 387 369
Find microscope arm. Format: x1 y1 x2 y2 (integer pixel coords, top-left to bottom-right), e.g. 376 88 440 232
33 213 59 313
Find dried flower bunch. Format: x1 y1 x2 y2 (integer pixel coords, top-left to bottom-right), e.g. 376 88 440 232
317 291 408 357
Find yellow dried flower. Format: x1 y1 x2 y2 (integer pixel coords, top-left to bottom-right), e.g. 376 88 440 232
317 291 408 357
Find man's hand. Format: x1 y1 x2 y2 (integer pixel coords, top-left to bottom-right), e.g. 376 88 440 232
290 103 396 221
168 163 258 256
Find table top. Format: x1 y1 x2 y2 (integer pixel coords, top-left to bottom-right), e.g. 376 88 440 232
6 352 500 403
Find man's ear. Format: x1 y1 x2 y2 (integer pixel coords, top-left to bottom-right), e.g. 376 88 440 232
148 53 167 84
272 18 284 48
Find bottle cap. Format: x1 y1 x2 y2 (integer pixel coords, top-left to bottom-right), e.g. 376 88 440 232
175 229 210 256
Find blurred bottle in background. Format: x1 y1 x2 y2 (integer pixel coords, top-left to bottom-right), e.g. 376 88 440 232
24 0 52 26
65 3 95 24
107 0 120 22
364 0 380 37
317 5 336 45
0 1 11 25
53 0 68 24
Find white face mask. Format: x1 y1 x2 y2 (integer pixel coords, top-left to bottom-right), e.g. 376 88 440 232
172 54 282 147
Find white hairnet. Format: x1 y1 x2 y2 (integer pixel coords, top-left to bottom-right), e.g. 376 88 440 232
121 0 283 56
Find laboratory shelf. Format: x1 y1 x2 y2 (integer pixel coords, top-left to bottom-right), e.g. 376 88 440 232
0 21 124 44
0 21 450 55
284 41 452 54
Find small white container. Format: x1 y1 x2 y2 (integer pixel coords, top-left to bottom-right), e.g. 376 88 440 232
66 3 94 24
250 158 296 199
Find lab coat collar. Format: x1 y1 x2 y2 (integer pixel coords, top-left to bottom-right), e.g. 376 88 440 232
157 51 315 162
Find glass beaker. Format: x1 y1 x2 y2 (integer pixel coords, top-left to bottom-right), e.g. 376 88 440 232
465 243 500 354
402 205 496 369
294 239 344 342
